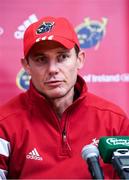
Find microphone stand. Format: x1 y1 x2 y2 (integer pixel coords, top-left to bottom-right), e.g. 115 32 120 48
111 149 129 179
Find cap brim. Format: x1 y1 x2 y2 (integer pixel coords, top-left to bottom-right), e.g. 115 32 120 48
24 36 75 57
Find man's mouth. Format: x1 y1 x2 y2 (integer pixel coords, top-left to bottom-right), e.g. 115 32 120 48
44 80 63 87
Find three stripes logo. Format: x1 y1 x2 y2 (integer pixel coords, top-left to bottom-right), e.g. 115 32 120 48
26 148 43 161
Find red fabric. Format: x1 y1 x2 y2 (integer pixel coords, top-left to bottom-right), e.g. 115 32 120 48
24 16 80 57
0 76 129 179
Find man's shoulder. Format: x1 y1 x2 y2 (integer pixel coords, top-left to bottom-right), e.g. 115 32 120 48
0 92 28 121
86 92 127 117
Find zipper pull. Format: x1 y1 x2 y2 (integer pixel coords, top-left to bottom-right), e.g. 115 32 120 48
62 130 72 153
62 130 67 142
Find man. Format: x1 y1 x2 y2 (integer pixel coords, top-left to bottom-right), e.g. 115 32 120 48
0 16 129 179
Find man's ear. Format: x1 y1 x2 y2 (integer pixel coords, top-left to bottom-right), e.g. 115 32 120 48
77 50 85 70
21 58 31 75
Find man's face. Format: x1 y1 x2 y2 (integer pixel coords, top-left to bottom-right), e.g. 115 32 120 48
22 41 85 99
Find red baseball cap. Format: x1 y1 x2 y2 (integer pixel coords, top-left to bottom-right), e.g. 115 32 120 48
23 16 80 57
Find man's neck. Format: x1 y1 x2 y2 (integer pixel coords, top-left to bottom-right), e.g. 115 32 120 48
47 88 74 120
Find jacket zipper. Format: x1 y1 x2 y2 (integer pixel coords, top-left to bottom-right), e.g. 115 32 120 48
62 129 72 154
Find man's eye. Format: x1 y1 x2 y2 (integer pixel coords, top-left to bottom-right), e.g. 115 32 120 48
58 54 69 62
34 57 47 64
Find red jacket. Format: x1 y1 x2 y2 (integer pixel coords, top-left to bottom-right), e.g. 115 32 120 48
0 75 129 179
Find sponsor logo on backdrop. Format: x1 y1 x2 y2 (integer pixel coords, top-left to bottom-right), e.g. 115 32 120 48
0 26 4 36
15 14 37 90
76 17 108 49
14 14 38 39
83 73 129 83
16 68 30 90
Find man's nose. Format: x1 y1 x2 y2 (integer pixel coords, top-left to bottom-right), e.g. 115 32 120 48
48 61 59 75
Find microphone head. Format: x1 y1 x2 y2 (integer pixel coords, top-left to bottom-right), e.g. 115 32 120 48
98 136 129 163
81 144 99 160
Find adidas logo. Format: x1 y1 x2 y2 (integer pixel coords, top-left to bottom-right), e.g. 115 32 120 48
26 148 43 161
14 14 38 39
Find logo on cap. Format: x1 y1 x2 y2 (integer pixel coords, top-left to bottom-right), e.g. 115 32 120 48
36 22 55 34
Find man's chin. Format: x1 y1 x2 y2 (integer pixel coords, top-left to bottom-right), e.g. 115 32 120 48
48 93 66 99
45 91 66 99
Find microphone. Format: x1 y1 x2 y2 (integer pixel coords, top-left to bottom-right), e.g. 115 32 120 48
81 144 104 179
98 136 129 179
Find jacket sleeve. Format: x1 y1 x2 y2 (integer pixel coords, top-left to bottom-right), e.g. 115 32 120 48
0 117 11 179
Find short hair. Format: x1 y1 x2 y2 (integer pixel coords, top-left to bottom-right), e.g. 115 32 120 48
74 44 80 56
